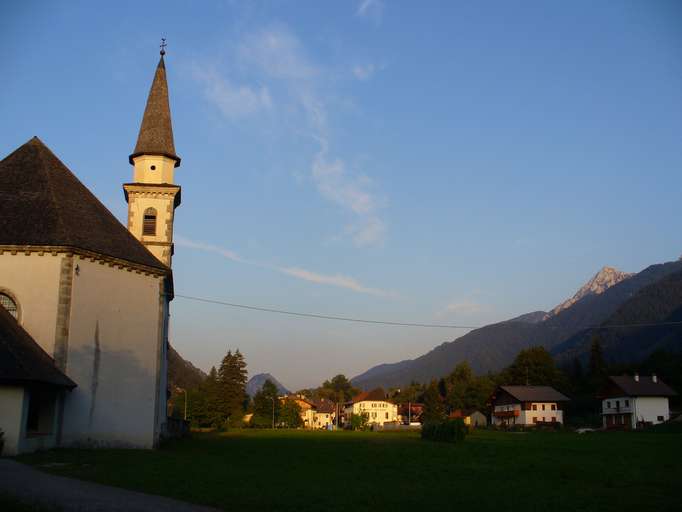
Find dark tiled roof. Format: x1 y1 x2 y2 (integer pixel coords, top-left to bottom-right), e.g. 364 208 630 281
312 398 336 413
608 375 677 397
0 137 167 271
500 386 570 402
129 56 180 166
351 388 388 404
0 306 76 388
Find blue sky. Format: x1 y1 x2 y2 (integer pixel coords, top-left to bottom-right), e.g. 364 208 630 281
2 1 681 389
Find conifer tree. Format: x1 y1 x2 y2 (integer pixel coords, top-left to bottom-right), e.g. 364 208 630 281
279 398 303 428
421 380 446 423
216 350 248 428
251 379 281 428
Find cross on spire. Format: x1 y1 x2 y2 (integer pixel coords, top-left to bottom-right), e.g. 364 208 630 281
160 38 167 56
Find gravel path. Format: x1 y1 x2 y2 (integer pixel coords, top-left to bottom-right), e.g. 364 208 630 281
0 460 220 512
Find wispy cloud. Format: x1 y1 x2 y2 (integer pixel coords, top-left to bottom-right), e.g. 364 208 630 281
194 68 272 120
194 24 387 247
435 300 489 318
175 236 244 262
356 0 384 24
176 236 396 298
279 267 396 298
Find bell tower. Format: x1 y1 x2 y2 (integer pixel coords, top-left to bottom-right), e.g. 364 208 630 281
124 43 181 267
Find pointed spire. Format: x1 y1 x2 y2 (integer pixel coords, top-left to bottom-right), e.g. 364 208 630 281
129 51 180 166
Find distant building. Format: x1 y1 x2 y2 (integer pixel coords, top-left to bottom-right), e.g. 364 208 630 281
449 409 488 428
490 386 570 427
598 374 677 429
344 388 398 427
312 398 336 429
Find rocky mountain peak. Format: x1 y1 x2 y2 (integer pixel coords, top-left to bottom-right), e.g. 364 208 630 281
549 266 633 317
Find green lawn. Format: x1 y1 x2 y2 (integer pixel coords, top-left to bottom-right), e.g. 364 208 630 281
16 429 681 511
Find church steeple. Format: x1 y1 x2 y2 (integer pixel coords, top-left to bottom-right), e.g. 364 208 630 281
129 54 180 166
124 44 181 268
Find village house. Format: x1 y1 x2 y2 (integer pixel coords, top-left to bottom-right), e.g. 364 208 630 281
0 49 180 455
311 398 336 429
490 386 570 427
449 409 488 428
598 374 677 429
344 388 398 427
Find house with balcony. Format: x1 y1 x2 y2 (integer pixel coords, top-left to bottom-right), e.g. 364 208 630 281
598 374 677 429
490 386 570 427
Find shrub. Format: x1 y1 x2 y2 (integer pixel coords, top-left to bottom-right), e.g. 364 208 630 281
349 412 369 431
421 418 468 443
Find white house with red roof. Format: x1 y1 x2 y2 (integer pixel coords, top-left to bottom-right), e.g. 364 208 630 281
344 388 398 426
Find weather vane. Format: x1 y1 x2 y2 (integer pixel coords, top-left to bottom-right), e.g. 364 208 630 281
160 38 167 56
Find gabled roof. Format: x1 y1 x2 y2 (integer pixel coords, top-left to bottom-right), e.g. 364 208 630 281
129 56 180 166
0 137 167 272
498 385 570 403
0 306 76 389
605 375 677 398
312 398 336 413
350 388 389 404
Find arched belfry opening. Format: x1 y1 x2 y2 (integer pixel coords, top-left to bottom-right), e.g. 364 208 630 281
143 208 157 236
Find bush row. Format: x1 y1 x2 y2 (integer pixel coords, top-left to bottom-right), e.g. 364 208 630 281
421 418 468 443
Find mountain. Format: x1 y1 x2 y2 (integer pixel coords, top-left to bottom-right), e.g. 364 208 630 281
552 268 682 364
509 311 548 324
168 344 206 393
352 260 682 390
246 373 290 397
548 266 633 317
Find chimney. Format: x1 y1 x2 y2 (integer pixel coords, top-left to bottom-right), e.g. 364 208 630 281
634 373 639 382
652 374 658 383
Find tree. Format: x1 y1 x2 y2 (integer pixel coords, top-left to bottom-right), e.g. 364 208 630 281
421 380 446 423
502 346 566 389
251 379 281 428
318 374 359 404
214 350 248 428
588 335 608 388
279 399 303 428
442 362 494 414
350 412 369 430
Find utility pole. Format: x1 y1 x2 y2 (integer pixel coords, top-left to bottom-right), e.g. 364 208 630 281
408 401 411 425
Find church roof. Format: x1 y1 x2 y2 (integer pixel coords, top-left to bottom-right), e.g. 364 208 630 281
0 306 76 389
0 137 168 272
129 56 180 166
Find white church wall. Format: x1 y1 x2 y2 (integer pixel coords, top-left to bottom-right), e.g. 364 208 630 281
0 252 62 354
61 256 165 448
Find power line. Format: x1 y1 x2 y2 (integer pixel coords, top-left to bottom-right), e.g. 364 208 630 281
174 294 478 329
173 293 682 331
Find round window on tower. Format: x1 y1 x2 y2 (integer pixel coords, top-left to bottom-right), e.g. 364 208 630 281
150 165 156 171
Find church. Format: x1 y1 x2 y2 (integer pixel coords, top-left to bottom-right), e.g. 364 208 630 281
0 49 181 455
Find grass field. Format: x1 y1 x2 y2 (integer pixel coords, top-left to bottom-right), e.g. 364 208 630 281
15 428 682 511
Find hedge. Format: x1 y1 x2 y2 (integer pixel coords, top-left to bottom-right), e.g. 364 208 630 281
421 418 468 443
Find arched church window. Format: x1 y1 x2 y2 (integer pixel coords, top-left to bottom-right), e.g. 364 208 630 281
0 292 18 319
143 208 157 236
